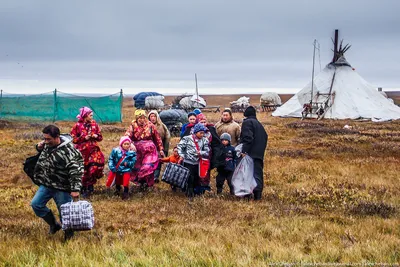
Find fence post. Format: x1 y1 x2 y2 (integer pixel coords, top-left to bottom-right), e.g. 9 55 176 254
53 88 57 122
120 89 123 122
0 89 2 119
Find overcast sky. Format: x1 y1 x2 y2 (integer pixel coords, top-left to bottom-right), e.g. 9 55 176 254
0 0 399 95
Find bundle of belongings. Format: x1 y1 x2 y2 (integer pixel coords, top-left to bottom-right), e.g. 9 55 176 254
260 92 282 106
159 109 188 137
179 95 207 110
230 96 250 112
133 92 164 109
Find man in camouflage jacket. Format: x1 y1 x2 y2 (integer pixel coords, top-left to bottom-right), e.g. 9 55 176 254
30 125 83 240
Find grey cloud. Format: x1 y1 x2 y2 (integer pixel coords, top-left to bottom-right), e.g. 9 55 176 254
0 0 399 92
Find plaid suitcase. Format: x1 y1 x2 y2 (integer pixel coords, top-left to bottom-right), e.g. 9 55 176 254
60 200 94 231
161 163 190 189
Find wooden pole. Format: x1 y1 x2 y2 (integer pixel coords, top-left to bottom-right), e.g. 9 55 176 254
195 73 199 100
53 88 57 122
310 39 317 107
333 29 339 62
0 89 2 118
119 89 123 122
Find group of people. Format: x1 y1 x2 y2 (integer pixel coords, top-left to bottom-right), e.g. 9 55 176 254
29 105 268 240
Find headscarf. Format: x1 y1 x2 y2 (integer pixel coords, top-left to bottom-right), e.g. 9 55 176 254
196 113 207 123
77 107 93 122
193 123 208 134
119 136 131 151
134 109 147 120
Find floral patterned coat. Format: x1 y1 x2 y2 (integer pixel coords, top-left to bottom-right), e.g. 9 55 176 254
125 121 164 152
70 120 105 186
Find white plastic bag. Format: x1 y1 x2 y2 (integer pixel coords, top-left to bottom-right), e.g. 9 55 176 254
231 155 257 197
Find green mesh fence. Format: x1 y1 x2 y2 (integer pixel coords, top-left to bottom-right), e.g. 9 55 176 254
0 90 123 123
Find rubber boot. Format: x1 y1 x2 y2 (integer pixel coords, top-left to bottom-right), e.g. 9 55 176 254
81 186 88 198
114 185 122 196
122 187 129 200
42 211 61 235
64 229 74 241
154 169 160 183
253 190 262 201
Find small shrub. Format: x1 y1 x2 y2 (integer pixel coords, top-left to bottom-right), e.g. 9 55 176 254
15 132 42 140
348 200 396 218
101 125 126 133
308 127 360 136
0 120 10 129
268 148 306 158
286 121 325 129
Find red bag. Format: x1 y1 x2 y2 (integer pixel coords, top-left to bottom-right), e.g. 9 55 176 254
198 158 210 179
192 135 210 179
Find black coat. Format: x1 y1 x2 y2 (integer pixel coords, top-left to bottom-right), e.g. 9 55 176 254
183 124 224 168
240 116 268 160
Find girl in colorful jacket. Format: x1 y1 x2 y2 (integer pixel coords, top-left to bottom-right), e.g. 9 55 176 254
177 123 210 198
106 136 137 200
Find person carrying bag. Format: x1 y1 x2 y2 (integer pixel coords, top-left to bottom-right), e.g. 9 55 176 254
177 123 210 199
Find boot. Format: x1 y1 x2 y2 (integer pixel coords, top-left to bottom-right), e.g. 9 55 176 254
81 186 88 198
217 187 223 194
122 187 129 200
64 229 74 241
114 185 122 196
154 170 160 183
186 187 194 198
42 211 61 235
88 185 94 194
253 190 262 201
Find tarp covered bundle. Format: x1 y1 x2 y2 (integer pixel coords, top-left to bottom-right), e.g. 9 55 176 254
145 95 165 109
179 95 207 109
159 109 188 128
260 92 281 105
230 96 250 109
133 92 163 108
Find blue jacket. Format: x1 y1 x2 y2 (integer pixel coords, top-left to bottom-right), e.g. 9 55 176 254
108 147 136 173
222 145 236 171
180 123 189 138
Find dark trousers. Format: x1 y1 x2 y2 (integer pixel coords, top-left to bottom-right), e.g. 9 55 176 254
216 168 233 194
184 162 200 197
155 150 168 180
253 158 264 193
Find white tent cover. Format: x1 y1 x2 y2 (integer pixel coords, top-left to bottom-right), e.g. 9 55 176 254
272 60 400 122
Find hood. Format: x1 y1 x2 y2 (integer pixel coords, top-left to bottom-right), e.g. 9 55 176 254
244 106 256 118
148 110 162 126
57 134 73 149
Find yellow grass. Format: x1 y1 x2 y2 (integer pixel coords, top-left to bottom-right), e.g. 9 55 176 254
0 96 399 266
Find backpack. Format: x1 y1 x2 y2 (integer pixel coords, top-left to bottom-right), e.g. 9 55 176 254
23 152 41 185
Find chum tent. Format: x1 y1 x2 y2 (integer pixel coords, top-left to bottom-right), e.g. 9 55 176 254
273 32 400 122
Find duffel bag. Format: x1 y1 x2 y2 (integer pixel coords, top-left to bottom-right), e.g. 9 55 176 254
60 200 94 231
161 163 189 189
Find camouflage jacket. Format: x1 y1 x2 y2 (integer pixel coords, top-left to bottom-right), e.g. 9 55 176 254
33 134 84 192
